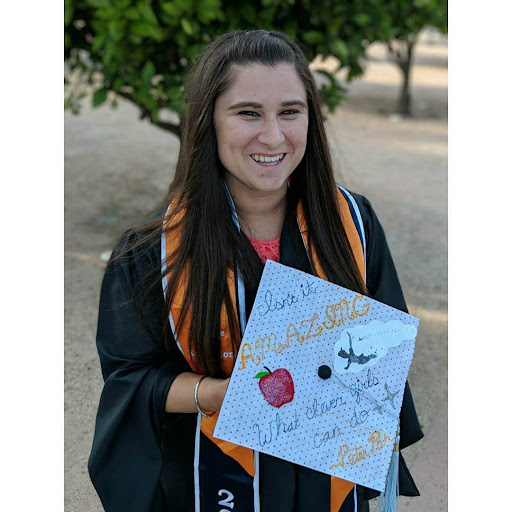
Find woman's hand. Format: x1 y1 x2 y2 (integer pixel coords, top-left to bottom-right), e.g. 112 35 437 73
165 373 230 414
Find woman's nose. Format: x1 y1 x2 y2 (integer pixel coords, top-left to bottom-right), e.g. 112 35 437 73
257 117 285 147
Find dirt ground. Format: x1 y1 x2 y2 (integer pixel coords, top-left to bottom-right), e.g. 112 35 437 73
65 30 447 511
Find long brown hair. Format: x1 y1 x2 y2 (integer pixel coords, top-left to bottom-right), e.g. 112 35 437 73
116 30 367 378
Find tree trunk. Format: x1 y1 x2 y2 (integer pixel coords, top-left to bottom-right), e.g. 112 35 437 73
387 36 417 117
397 57 412 116
396 37 416 117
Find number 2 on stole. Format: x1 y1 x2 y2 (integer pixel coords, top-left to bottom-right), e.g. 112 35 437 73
218 489 234 510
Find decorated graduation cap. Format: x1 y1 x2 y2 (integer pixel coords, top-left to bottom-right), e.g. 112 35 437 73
215 261 418 510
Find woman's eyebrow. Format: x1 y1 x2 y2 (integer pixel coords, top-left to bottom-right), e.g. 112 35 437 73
227 99 307 110
281 100 307 108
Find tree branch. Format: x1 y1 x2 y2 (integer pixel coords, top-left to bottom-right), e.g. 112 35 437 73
116 90 182 139
152 119 182 138
386 41 402 64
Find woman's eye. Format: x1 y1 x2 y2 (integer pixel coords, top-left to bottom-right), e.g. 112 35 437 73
237 110 300 117
238 111 259 117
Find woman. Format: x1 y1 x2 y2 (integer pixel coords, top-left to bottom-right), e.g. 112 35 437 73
88 30 423 512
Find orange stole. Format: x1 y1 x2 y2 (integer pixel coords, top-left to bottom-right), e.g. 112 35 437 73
163 189 366 510
164 210 254 475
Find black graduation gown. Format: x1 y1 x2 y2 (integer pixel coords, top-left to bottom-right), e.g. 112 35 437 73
88 193 424 512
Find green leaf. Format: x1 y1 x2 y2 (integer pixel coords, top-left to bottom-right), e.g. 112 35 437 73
199 0 222 8
87 0 110 8
124 7 140 20
113 0 131 8
167 86 182 100
331 39 349 62
175 31 187 48
90 19 102 32
170 97 187 118
161 2 181 17
354 13 371 26
181 18 193 36
131 21 165 41
137 2 158 24
93 87 108 107
174 0 195 12
113 76 124 90
91 33 106 52
145 95 157 110
302 31 324 45
184 44 202 60
142 60 155 83
255 371 270 379
108 19 126 40
197 0 222 23
96 7 118 19
413 0 433 7
103 41 116 65
128 33 143 44
283 20 297 39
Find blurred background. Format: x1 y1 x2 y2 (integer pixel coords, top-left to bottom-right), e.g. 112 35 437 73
65 2 447 510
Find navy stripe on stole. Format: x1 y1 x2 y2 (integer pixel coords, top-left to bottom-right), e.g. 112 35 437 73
337 187 364 252
198 433 255 512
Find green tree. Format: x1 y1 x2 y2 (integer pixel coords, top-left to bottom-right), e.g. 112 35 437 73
382 0 447 116
65 0 385 139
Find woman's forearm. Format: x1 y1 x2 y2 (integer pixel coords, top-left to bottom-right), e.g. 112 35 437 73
165 372 230 414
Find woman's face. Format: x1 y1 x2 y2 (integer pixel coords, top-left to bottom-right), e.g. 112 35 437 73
214 63 309 198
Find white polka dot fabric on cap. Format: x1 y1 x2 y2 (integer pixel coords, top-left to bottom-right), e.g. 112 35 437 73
214 261 418 493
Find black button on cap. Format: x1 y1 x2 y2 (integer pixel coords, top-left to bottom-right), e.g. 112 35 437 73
318 365 332 380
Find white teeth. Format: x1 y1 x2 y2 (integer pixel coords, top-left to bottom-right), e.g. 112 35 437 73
251 153 285 163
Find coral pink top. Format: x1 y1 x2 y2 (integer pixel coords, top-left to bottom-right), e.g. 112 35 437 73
247 235 280 264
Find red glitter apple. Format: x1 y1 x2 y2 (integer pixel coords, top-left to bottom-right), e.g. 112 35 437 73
256 366 295 408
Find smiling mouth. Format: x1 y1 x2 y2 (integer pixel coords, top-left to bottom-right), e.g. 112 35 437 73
250 153 286 166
